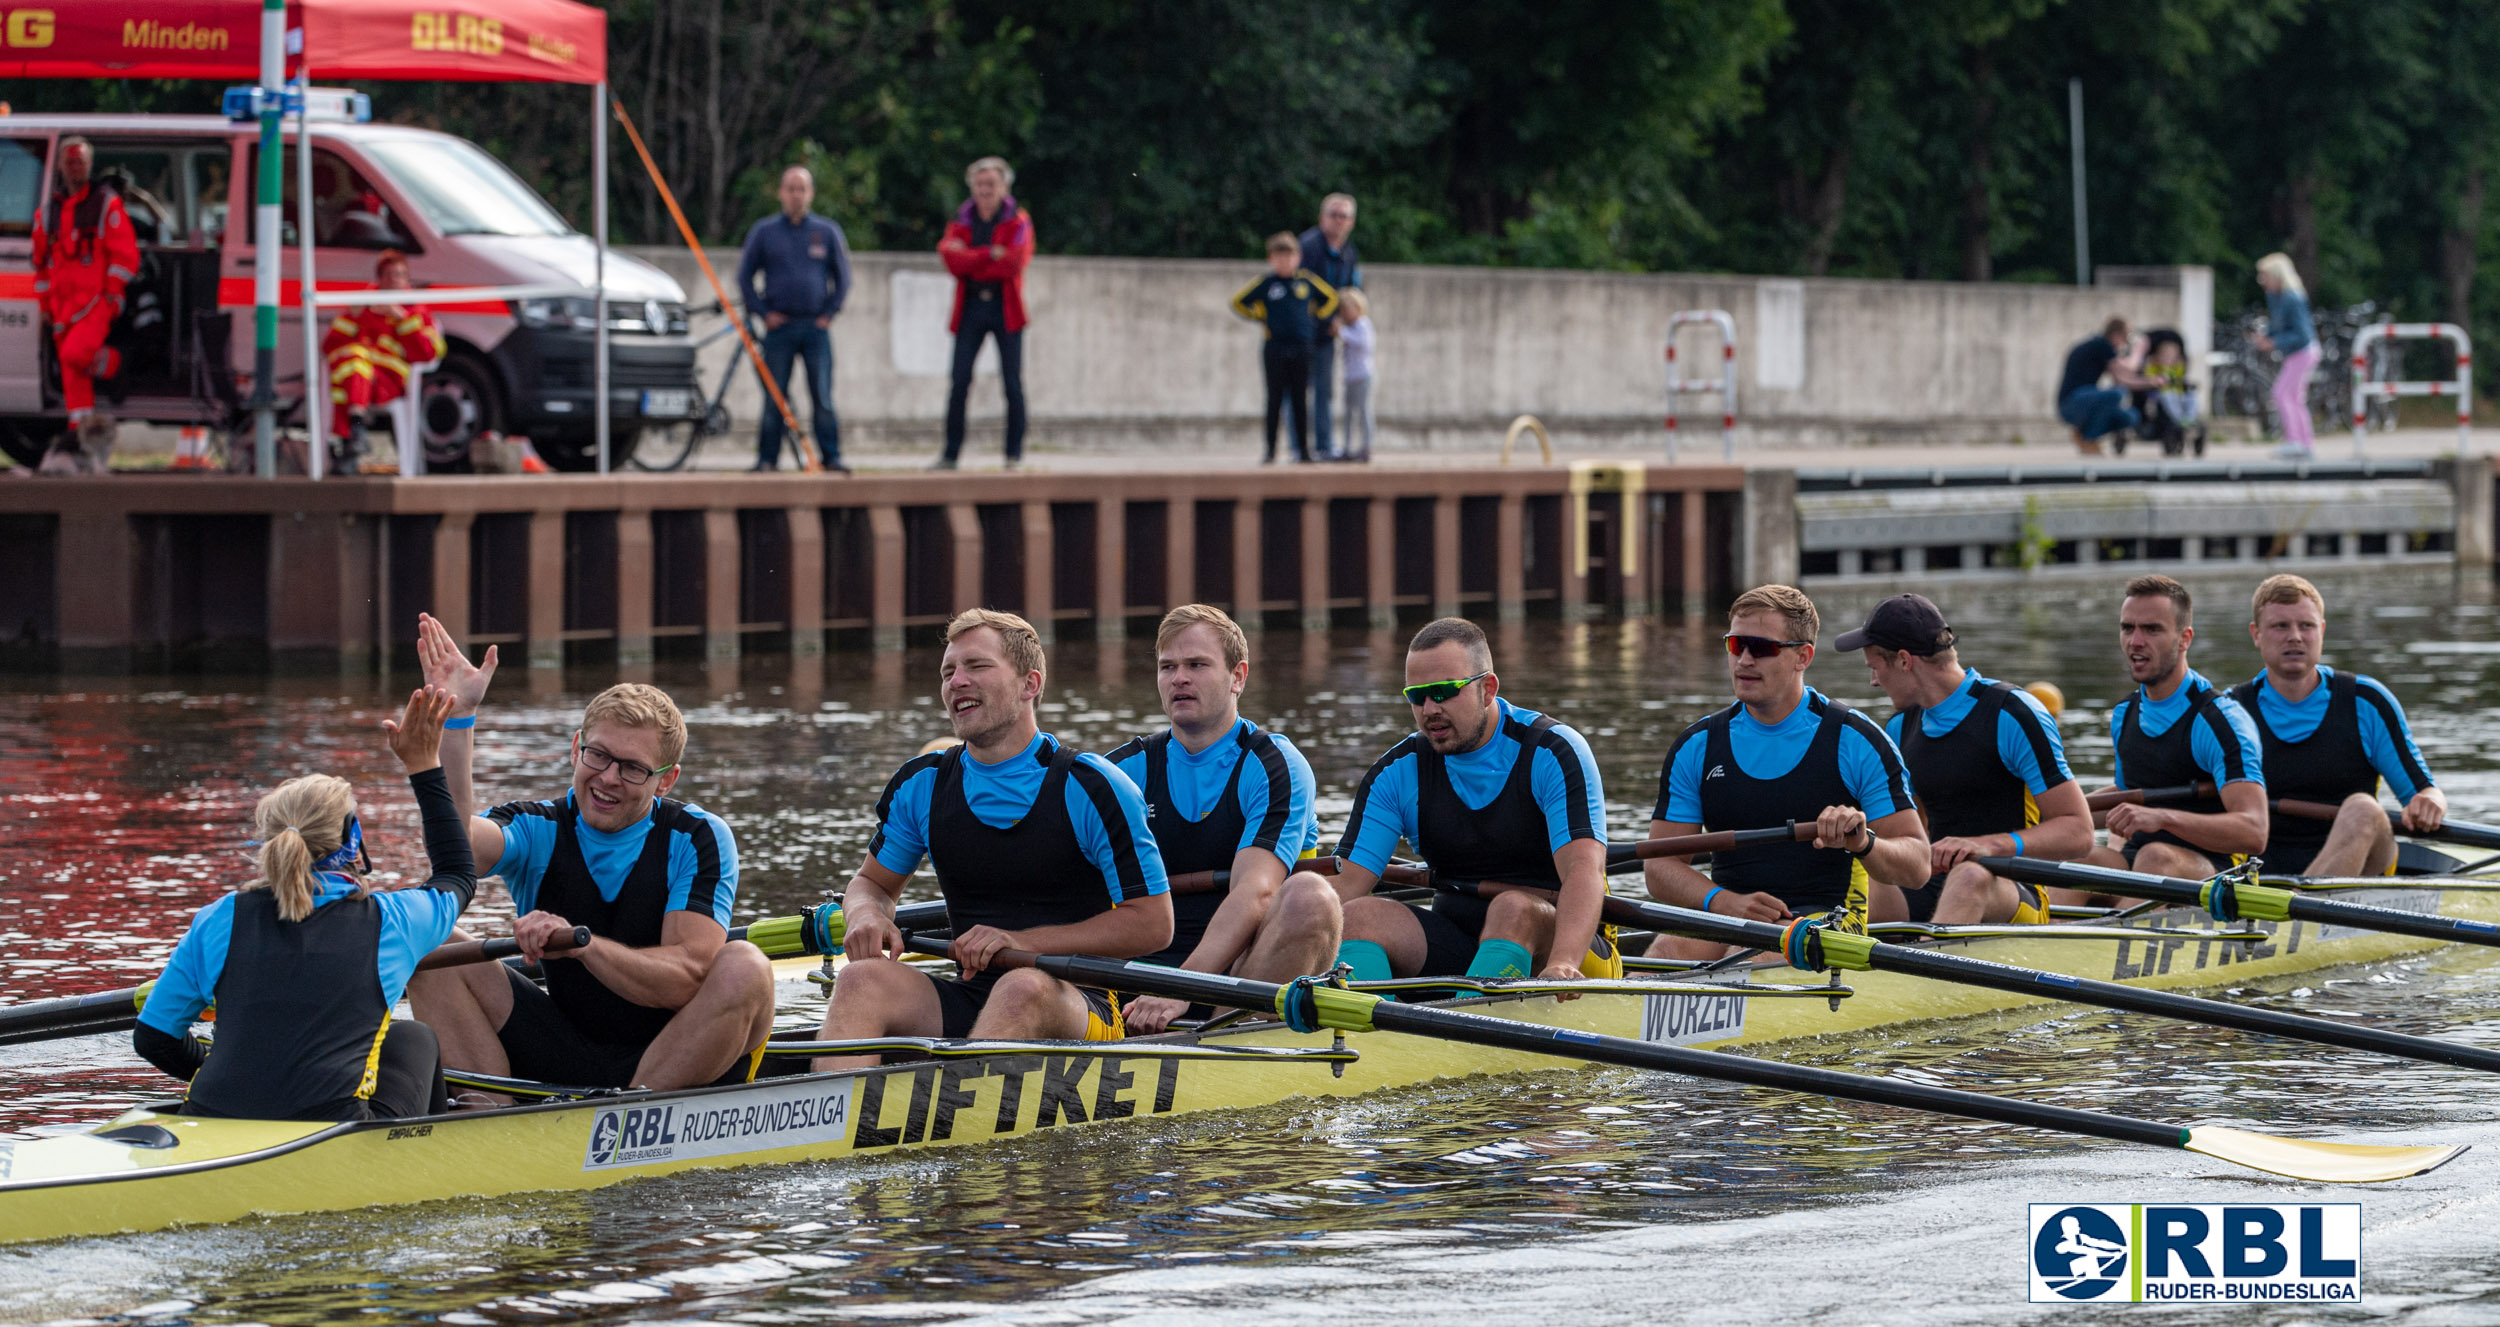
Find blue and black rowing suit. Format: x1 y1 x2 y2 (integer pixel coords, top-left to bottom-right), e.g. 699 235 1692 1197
2229 666 2434 874
134 768 476 1121
1336 698 1608 978
870 732 1168 1037
2109 669 2264 865
482 790 743 1089
1106 717 1317 968
1885 671 2069 924
1657 687 1912 922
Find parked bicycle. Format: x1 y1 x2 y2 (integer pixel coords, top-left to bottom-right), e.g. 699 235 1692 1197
631 302 747 472
2210 300 2399 439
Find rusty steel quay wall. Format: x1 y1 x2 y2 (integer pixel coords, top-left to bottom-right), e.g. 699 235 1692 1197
0 467 1750 674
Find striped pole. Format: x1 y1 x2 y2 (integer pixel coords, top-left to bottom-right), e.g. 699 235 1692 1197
249 0 284 476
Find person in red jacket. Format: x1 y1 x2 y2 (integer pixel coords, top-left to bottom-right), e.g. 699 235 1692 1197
934 156 1034 471
30 137 136 429
322 250 444 458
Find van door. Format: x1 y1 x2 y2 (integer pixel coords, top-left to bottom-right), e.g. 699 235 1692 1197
88 136 225 410
0 134 51 413
244 135 421 425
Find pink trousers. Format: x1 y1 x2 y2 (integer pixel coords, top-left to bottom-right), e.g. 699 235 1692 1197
2273 343 2320 446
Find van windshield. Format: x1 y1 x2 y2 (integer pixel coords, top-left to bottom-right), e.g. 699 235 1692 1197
360 136 571 238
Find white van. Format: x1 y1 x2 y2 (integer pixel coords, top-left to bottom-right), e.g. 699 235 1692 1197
0 108 699 470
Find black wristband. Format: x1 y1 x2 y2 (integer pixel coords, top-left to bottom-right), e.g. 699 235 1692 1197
1846 827 1877 859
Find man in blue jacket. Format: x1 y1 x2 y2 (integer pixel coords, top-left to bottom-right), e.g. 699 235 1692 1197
736 166 853 473
1298 194 1361 460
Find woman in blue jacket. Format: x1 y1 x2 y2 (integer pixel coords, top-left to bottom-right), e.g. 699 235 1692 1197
2253 252 2318 459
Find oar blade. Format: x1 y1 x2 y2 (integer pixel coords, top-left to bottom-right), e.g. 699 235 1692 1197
2183 1126 2466 1183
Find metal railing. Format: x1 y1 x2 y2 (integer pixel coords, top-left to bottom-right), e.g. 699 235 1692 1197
1664 308 1736 463
2351 322 2473 457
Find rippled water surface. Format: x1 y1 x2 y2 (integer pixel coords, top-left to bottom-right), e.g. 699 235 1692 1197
7 572 2500 1324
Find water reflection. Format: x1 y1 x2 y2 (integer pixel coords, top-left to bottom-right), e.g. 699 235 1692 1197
0 569 2497 1321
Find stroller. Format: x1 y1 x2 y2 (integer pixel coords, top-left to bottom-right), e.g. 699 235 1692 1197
2120 327 2207 457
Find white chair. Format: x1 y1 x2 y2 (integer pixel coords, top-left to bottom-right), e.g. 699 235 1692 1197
387 361 429 476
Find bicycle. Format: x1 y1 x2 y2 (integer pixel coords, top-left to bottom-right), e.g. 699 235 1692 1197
631 301 745 472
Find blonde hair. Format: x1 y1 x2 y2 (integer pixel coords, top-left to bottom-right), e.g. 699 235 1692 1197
2251 573 2325 620
1157 603 1249 671
946 608 1047 681
2256 252 2305 296
253 775 360 923
1340 287 1369 320
581 683 688 767
965 156 1014 189
1729 584 1819 644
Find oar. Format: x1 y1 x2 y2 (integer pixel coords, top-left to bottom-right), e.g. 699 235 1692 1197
0 926 594 1047
2090 782 2500 854
1436 879 2500 1079
737 878 1234 962
906 936 2459 1183
1980 856 2500 948
1166 825 1820 894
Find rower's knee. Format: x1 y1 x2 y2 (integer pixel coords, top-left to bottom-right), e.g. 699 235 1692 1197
2338 792 2395 840
1943 860 1998 894
1482 889 1552 929
824 956 920 1008
1341 895 1415 943
2132 842 2214 880
1272 873 1343 934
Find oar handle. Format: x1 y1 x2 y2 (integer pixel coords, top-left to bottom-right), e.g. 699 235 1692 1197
1280 826 1815 893
1148 868 1236 895
416 925 592 972
2085 782 2208 811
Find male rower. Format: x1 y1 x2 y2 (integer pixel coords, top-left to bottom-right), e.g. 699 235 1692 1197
1647 585 1928 959
1106 604 1339 1034
813 610 1171 1069
407 616 776 1099
2229 574 2442 876
1318 617 1612 984
1844 593 2091 925
2083 575 2268 886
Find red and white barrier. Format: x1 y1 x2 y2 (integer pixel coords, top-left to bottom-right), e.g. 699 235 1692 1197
1665 308 1737 463
2350 322 2472 457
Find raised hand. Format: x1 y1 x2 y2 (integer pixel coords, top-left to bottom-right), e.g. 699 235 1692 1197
382 685 457 774
416 612 497 715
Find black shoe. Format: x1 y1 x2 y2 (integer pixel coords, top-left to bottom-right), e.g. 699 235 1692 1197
930 456 958 471
747 462 777 472
826 462 852 475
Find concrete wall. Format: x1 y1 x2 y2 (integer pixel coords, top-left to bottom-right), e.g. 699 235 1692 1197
628 246 2193 455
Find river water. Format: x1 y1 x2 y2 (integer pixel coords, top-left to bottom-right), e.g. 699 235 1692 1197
5 570 2500 1325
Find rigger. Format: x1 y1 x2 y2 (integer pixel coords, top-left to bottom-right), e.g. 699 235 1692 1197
30 137 135 424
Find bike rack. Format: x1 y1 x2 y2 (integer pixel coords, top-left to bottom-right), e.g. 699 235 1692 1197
1665 309 1737 463
2349 322 2472 457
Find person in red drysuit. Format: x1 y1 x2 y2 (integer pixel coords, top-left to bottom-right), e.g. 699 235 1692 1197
322 249 444 448
30 137 136 424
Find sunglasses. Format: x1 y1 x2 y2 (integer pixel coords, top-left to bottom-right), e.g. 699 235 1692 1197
1724 634 1809 659
1402 671 1491 705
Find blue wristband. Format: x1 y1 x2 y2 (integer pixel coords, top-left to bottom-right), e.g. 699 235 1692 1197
1700 886 1725 913
2009 830 2025 858
443 714 477 730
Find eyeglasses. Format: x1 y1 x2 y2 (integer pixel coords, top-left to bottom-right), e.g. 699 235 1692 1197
1402 671 1491 705
1724 634 1809 659
575 735 676 786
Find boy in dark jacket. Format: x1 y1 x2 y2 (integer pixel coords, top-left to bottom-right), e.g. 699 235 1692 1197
1230 233 1340 464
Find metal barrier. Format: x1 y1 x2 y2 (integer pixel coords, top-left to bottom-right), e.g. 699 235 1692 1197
2350 322 2472 457
1665 309 1737 463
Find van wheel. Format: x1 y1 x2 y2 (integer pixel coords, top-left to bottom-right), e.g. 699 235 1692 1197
0 419 54 469
420 353 502 470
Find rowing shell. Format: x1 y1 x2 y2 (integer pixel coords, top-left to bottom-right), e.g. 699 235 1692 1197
0 882 2490 1245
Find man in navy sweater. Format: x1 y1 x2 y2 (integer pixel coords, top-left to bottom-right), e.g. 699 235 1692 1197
735 166 853 472
1298 195 1361 460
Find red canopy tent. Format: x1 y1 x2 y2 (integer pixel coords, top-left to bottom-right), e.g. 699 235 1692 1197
3 0 618 475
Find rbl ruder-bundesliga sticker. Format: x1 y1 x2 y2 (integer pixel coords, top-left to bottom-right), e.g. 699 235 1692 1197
2028 1204 2361 1303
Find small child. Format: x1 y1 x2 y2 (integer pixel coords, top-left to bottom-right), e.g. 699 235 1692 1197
1229 232 1340 463
1335 288 1375 462
2131 329 2206 457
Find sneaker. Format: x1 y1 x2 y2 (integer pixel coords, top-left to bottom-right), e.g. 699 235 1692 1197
929 456 958 471
2272 441 2315 461
1002 458 1022 472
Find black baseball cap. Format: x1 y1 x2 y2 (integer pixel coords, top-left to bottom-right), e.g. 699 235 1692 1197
1835 594 1956 655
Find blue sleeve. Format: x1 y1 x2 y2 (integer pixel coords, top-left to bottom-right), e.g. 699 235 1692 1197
870 766 937 876
2193 701 2265 788
666 811 740 928
137 896 232 1035
1238 737 1317 871
1067 755 1168 904
1658 735 1708 824
1997 693 2073 793
485 808 557 916
1528 725 1607 852
373 887 466 1007
735 222 764 308
827 220 853 315
1837 728 1912 819
2355 677 2433 802
1338 753 1419 876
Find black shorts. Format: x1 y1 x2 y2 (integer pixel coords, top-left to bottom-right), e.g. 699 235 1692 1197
920 970 1124 1040
1407 899 1486 976
1902 873 1944 923
498 966 758 1090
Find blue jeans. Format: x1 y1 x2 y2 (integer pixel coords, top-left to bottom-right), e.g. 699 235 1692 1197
757 320 840 468
2058 386 2138 441
1309 336 1337 457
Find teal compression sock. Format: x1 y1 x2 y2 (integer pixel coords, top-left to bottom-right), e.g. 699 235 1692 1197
1465 938 1533 981
1336 940 1393 983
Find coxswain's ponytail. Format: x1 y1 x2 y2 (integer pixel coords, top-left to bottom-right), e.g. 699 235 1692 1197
251 775 360 923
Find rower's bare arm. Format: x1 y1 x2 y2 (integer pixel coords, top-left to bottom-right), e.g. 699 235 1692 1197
1541 836 1608 980
2023 780 2097 861
1642 818 1714 905
1006 891 1176 963
573 911 727 1010
1179 847 1287 973
1859 807 1931 888
415 612 497 818
841 860 913 961
1325 858 1381 902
